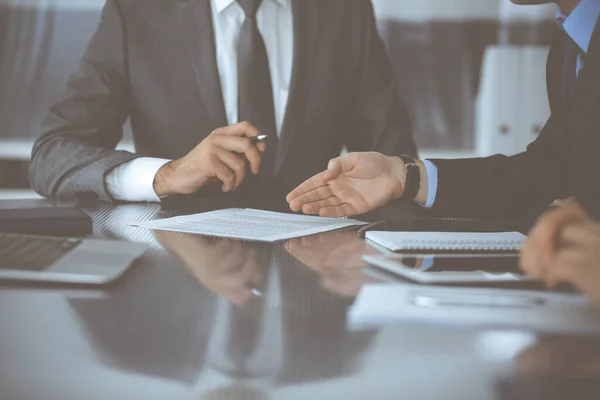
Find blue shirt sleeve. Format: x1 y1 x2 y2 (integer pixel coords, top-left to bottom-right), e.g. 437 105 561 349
422 160 439 209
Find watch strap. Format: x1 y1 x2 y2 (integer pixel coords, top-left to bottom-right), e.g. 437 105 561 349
399 155 421 201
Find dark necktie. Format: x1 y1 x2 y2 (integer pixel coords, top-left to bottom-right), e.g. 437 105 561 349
562 37 580 110
237 0 279 194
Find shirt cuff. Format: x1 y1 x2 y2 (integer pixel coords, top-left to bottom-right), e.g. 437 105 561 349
105 157 171 202
418 255 435 272
422 160 439 209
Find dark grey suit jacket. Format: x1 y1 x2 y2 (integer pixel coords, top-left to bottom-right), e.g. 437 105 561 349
29 0 416 202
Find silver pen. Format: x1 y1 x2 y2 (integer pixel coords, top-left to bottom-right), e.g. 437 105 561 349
250 134 269 143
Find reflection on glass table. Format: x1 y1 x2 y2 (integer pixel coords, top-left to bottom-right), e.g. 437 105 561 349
515 336 600 378
497 336 600 400
156 231 265 306
284 230 381 297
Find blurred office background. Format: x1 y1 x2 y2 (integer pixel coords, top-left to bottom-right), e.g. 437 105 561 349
0 0 556 198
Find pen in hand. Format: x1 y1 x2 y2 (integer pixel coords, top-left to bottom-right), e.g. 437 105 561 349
250 134 269 143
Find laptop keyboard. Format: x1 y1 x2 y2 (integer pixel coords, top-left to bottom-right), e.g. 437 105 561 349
0 233 82 271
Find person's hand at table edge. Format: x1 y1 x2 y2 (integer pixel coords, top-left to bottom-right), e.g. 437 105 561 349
520 202 588 282
286 152 429 218
153 121 266 197
520 202 600 306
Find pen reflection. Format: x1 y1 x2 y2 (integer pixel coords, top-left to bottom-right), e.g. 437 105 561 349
284 230 380 297
156 231 265 306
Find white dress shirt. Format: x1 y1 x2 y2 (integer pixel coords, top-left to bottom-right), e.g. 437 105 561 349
106 0 293 202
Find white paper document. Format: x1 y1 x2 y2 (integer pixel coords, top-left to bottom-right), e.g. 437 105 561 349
349 283 600 334
133 208 367 242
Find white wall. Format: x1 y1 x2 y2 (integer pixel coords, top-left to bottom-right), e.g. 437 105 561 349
7 0 106 9
372 0 556 22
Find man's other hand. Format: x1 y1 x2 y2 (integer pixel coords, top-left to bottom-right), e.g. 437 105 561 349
153 121 266 197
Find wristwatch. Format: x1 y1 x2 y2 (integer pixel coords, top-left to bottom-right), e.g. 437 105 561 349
398 155 421 201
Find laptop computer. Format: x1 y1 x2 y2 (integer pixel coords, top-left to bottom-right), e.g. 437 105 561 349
0 232 148 285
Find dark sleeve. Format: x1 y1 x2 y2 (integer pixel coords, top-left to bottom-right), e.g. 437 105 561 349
29 0 138 202
344 0 417 158
428 112 570 219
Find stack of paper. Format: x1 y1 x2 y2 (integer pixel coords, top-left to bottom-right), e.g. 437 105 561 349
133 208 367 243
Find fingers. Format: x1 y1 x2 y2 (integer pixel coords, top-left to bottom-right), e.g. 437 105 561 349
216 121 262 139
211 122 264 174
560 221 600 247
318 204 357 218
520 238 547 280
216 149 247 190
302 196 344 215
551 198 577 208
286 171 329 205
289 186 334 212
214 135 262 174
255 141 267 153
544 248 581 289
525 203 588 270
323 157 344 182
235 121 266 153
213 161 236 192
284 239 300 256
287 154 358 204
323 154 360 182
214 121 266 151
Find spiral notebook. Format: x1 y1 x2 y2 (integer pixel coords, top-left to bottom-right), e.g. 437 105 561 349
365 231 527 253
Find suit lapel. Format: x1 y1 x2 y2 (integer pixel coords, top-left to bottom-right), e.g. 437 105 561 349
178 0 228 131
275 0 321 175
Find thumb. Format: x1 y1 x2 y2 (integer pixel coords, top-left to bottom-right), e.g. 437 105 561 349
323 156 351 182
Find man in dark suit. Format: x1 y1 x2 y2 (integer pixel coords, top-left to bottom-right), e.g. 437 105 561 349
287 0 600 221
28 0 416 203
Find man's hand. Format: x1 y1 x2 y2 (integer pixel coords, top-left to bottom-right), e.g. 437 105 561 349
520 202 600 306
286 152 427 218
520 203 588 280
543 221 600 305
153 121 266 197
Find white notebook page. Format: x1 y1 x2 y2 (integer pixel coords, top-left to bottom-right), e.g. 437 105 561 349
365 231 527 252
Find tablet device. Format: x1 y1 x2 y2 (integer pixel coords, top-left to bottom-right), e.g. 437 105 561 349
362 254 543 289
